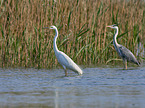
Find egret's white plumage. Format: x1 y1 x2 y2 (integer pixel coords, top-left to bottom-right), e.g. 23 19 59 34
50 26 83 76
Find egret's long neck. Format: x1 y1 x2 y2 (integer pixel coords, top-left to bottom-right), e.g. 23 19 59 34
53 28 59 54
113 27 119 49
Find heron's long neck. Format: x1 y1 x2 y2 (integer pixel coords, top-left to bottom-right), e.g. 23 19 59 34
113 27 119 49
53 29 59 54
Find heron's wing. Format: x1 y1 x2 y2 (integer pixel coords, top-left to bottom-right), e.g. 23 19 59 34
118 45 139 65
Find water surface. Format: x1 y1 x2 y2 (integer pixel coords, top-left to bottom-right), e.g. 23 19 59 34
0 65 145 108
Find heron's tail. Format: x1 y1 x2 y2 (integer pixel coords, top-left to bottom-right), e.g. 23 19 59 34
136 61 141 66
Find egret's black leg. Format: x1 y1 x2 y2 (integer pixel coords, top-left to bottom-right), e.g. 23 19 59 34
63 65 68 76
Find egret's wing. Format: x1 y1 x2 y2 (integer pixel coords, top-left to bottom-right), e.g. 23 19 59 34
57 52 75 66
56 51 83 74
118 45 139 65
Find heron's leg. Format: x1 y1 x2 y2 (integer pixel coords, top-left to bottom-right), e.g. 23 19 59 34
123 59 127 69
125 61 127 70
62 65 67 76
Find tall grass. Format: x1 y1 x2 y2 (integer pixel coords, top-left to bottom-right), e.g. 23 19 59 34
0 0 144 68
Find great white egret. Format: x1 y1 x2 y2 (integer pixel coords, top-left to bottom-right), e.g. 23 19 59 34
107 24 140 69
49 26 83 76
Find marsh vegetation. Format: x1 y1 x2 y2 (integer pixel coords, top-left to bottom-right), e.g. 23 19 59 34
0 0 144 68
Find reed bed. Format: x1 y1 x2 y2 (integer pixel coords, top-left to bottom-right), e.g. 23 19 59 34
0 0 144 68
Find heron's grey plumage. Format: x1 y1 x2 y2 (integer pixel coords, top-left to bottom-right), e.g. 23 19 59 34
107 24 140 69
117 45 139 65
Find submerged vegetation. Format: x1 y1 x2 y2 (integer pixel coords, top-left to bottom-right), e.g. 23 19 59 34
0 0 144 68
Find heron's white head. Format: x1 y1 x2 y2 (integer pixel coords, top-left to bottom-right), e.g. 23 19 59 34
107 24 118 30
50 26 57 30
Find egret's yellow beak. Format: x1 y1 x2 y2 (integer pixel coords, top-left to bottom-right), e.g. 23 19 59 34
106 25 112 28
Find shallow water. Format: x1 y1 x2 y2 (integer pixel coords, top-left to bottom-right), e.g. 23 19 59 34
0 65 145 108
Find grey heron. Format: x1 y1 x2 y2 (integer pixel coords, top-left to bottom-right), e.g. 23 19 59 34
107 24 140 69
49 26 83 76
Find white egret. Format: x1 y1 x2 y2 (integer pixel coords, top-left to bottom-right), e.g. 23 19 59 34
107 24 140 69
49 26 83 76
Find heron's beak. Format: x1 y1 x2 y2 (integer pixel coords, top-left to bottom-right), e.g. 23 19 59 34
43 27 49 29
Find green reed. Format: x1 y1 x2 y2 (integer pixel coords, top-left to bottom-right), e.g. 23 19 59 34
0 0 144 68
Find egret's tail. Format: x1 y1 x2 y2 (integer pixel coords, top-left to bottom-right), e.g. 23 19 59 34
73 65 83 75
77 68 83 75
